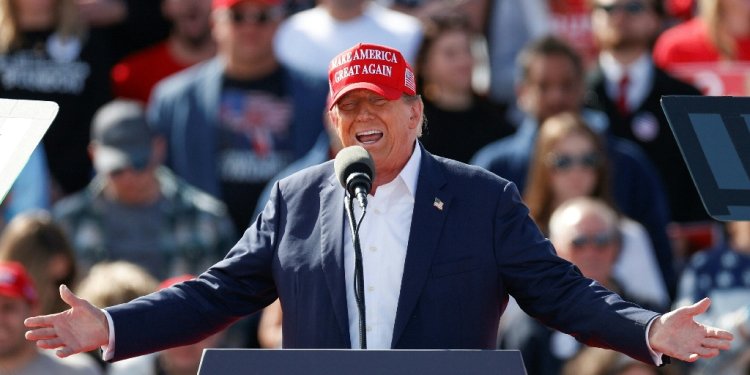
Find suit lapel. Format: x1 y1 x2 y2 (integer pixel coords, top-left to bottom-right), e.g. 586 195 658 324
391 149 451 347
319 173 351 346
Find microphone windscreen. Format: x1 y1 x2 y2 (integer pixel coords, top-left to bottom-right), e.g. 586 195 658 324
334 146 375 189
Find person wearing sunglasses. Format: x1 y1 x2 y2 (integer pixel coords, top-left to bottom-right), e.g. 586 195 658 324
471 36 677 300
586 0 707 230
146 0 329 236
524 112 669 312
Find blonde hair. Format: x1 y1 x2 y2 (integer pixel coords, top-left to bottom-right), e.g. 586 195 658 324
75 261 158 308
0 0 85 53
699 0 735 59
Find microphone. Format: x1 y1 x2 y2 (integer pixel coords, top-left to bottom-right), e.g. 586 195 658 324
334 146 376 209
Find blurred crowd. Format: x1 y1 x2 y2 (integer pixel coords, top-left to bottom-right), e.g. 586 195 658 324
0 0 749 374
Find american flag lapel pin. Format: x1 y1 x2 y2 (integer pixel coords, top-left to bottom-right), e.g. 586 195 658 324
433 197 444 211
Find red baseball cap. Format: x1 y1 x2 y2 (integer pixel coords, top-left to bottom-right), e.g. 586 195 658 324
212 0 281 9
0 262 37 306
328 43 417 109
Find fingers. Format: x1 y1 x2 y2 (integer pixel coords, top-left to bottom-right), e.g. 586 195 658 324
25 327 58 340
705 326 734 340
36 337 66 350
24 315 55 328
59 284 81 307
701 337 732 351
56 346 77 358
683 297 711 316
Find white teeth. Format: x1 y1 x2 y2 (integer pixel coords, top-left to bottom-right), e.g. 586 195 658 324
356 130 382 136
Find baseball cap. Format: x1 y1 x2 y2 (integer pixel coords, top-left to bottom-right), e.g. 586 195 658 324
91 100 153 174
212 0 281 9
0 262 37 306
328 43 417 109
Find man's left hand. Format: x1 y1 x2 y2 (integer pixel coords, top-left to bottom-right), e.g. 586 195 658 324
649 298 734 362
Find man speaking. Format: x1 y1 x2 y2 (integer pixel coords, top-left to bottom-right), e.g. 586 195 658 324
25 42 731 366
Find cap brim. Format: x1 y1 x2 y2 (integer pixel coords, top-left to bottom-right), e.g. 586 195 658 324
94 146 151 174
329 83 403 110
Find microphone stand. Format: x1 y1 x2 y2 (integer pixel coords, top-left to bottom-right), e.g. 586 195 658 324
345 195 367 349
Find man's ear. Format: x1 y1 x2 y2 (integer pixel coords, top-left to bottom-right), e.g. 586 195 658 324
409 98 424 129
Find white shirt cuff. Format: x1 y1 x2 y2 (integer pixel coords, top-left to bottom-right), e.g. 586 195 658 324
100 309 116 361
645 318 664 366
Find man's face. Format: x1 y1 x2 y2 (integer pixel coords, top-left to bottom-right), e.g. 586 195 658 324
329 90 422 185
518 54 584 124
554 212 619 284
591 0 660 51
212 1 283 67
0 295 32 360
163 0 213 47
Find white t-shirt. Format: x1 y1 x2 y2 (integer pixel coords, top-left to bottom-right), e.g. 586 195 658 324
273 2 423 78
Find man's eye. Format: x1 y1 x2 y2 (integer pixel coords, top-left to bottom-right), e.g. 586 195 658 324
372 98 387 105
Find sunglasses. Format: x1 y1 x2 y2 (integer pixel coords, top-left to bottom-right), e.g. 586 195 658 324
547 152 600 171
227 7 284 26
571 232 618 250
595 1 647 14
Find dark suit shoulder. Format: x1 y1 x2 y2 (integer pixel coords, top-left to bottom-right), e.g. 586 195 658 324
653 66 702 95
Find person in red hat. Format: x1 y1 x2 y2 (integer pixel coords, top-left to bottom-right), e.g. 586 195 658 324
0 262 99 374
26 43 733 371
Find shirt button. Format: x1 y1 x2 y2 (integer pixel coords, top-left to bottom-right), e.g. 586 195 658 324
369 246 377 252
374 208 382 214
366 326 373 332
367 286 375 292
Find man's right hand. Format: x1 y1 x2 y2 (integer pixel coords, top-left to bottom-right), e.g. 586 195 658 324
24 284 110 358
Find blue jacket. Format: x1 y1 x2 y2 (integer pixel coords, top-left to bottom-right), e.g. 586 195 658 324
107 146 659 364
471 113 676 298
147 57 328 197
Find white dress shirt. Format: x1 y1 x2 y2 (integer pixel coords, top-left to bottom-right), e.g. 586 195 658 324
344 144 421 349
599 52 654 112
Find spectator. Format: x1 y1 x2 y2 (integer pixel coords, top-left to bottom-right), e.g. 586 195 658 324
501 197 667 375
415 13 514 163
673 221 750 374
654 0 750 69
53 100 235 280
272 0 423 79
0 261 101 374
586 0 707 226
111 0 216 104
0 212 78 316
0 0 114 196
525 113 669 309
148 0 328 234
471 36 676 298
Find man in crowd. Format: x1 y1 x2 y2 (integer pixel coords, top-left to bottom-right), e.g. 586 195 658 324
26 43 732 368
53 99 235 280
147 0 328 234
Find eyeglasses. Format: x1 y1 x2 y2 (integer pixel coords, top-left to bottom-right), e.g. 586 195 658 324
571 232 618 250
547 152 600 171
227 7 284 26
595 1 647 15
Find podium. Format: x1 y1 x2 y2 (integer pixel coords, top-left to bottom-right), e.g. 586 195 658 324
198 349 527 375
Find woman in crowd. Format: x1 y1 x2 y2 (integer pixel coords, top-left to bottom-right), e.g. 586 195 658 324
524 112 669 309
414 13 514 163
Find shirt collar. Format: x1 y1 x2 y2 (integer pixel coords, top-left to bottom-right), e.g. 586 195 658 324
599 51 651 83
395 141 421 198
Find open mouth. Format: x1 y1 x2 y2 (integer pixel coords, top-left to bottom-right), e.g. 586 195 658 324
356 130 383 145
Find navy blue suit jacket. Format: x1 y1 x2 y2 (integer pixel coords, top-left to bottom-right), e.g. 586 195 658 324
107 146 659 363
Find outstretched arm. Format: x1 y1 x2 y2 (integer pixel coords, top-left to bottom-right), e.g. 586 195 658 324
24 285 109 358
649 298 734 362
